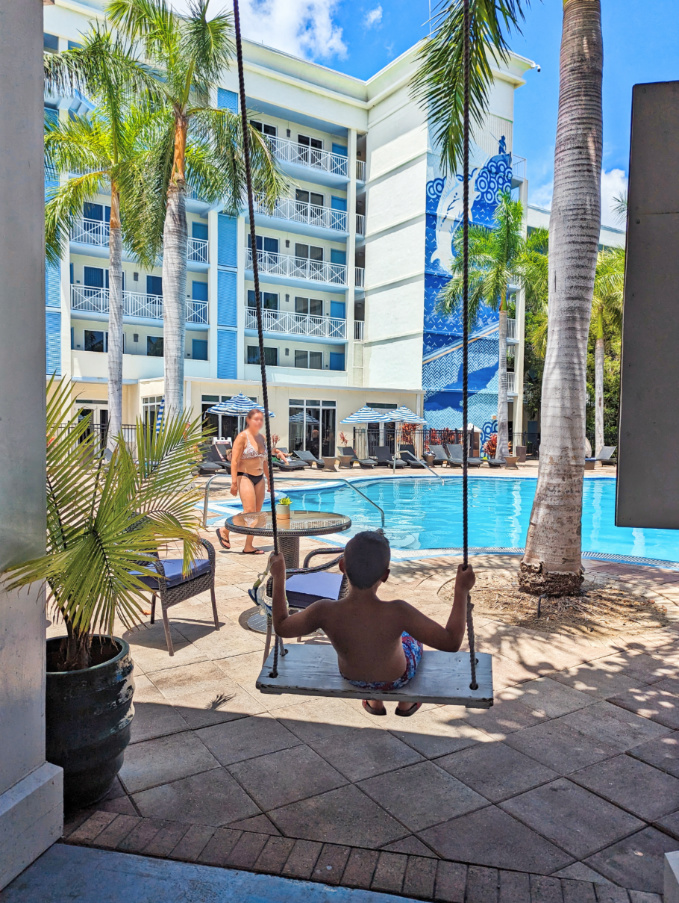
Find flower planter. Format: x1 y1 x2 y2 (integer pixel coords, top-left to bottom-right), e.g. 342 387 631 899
275 503 291 521
46 636 134 809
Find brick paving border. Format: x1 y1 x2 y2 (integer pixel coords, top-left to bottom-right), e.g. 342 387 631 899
61 809 662 902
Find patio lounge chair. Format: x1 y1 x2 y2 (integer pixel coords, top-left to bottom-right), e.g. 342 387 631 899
338 446 376 469
295 449 326 469
586 445 617 466
486 456 505 468
399 443 427 468
272 447 308 471
136 539 219 656
375 446 406 468
427 445 450 466
446 444 483 468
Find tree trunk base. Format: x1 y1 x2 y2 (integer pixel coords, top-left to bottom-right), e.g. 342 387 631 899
518 560 584 596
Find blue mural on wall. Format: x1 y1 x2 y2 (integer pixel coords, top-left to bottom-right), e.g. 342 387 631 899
422 138 513 438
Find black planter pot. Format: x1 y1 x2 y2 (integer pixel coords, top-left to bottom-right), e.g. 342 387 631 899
46 636 134 810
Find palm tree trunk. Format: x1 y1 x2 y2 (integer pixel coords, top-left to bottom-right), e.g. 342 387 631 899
107 184 124 448
163 119 188 416
594 334 605 455
519 0 603 595
496 304 509 460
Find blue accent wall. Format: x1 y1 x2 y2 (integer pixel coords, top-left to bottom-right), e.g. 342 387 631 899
46 309 61 375
45 260 60 308
218 214 238 268
217 329 237 378
217 270 237 327
217 88 238 113
329 352 345 371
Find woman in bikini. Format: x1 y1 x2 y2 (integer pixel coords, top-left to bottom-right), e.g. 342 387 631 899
216 409 279 555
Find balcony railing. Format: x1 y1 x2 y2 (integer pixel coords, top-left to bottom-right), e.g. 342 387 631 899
245 247 347 286
512 155 527 181
70 285 208 324
507 371 516 394
253 195 347 232
356 159 366 181
71 218 209 262
354 320 364 340
507 317 516 340
356 213 365 235
245 307 346 339
267 135 349 178
355 266 365 288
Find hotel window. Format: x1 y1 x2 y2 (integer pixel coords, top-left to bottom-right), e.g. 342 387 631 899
147 336 164 357
247 345 277 366
248 234 279 254
84 330 107 353
192 339 208 361
296 189 324 207
295 297 323 316
248 290 279 310
142 395 163 431
43 33 59 53
295 350 323 370
251 120 276 137
295 243 323 262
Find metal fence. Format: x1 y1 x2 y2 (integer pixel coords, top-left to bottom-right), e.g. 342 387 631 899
57 421 139 456
350 427 542 460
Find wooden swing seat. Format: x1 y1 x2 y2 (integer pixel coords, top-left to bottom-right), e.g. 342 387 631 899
256 643 493 708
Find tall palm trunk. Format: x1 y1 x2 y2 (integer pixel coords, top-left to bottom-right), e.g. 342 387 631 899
594 309 605 454
496 297 509 460
107 184 124 448
519 0 603 595
163 119 188 416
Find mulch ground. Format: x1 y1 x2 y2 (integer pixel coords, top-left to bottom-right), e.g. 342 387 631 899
440 572 669 638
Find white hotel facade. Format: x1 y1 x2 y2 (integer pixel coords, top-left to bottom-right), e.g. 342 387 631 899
43 0 534 453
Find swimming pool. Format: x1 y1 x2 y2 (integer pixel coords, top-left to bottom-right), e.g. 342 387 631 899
280 475 679 566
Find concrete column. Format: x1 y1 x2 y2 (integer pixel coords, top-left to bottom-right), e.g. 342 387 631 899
345 129 357 381
0 0 64 890
207 209 219 380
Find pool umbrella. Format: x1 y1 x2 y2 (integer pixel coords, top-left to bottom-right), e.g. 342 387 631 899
206 393 275 417
390 406 427 424
340 405 395 424
289 411 319 424
155 399 164 435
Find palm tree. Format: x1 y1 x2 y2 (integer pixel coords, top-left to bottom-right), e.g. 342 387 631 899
438 191 524 460
415 0 603 595
44 28 160 445
107 0 286 417
591 247 624 454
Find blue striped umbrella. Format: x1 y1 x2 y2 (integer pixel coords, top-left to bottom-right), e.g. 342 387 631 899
390 406 427 424
206 393 275 417
155 399 164 435
340 405 395 424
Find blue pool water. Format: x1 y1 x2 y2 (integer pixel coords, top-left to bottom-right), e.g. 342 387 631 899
284 476 679 564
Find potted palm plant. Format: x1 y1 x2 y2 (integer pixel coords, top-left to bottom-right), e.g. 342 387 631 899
3 379 204 809
275 497 292 521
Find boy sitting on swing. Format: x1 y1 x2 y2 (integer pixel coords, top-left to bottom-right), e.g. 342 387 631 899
270 530 475 717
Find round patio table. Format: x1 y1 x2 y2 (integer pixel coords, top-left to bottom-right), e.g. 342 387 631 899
226 510 352 633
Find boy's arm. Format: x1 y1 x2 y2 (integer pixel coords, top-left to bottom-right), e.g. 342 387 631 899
399 564 475 652
269 552 327 639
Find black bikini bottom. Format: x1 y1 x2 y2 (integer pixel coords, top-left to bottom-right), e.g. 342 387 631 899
238 471 264 486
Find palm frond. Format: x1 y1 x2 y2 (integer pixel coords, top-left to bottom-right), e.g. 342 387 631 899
179 0 234 100
45 171 107 266
412 0 529 172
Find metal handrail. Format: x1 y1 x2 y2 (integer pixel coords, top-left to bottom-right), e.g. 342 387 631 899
202 472 385 529
398 450 445 482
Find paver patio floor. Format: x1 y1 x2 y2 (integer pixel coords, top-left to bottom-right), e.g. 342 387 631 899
55 503 679 901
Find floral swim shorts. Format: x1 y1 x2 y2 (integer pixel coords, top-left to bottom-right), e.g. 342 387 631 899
341 633 423 691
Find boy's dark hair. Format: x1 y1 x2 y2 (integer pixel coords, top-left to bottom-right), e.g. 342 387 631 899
343 531 391 589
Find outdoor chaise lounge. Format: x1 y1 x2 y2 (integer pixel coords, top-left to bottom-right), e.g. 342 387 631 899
375 445 406 468
586 445 617 466
486 456 505 468
446 443 483 468
294 449 326 468
338 446 376 469
272 447 308 471
399 443 427 468
427 445 451 466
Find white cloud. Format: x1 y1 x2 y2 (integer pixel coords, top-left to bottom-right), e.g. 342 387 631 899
529 167 628 229
167 0 346 61
364 5 383 28
600 167 627 228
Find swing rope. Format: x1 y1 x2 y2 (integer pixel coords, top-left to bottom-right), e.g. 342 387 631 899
232 0 478 691
233 0 283 677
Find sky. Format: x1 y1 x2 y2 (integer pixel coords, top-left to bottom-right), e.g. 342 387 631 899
170 1 679 228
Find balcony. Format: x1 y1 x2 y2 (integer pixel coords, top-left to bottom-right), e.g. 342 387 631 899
354 320 364 340
70 218 209 263
70 285 208 325
507 371 517 394
267 135 349 180
356 159 366 182
245 247 347 288
245 308 346 340
356 213 365 236
512 155 527 183
507 317 518 342
252 195 347 234
355 266 365 289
